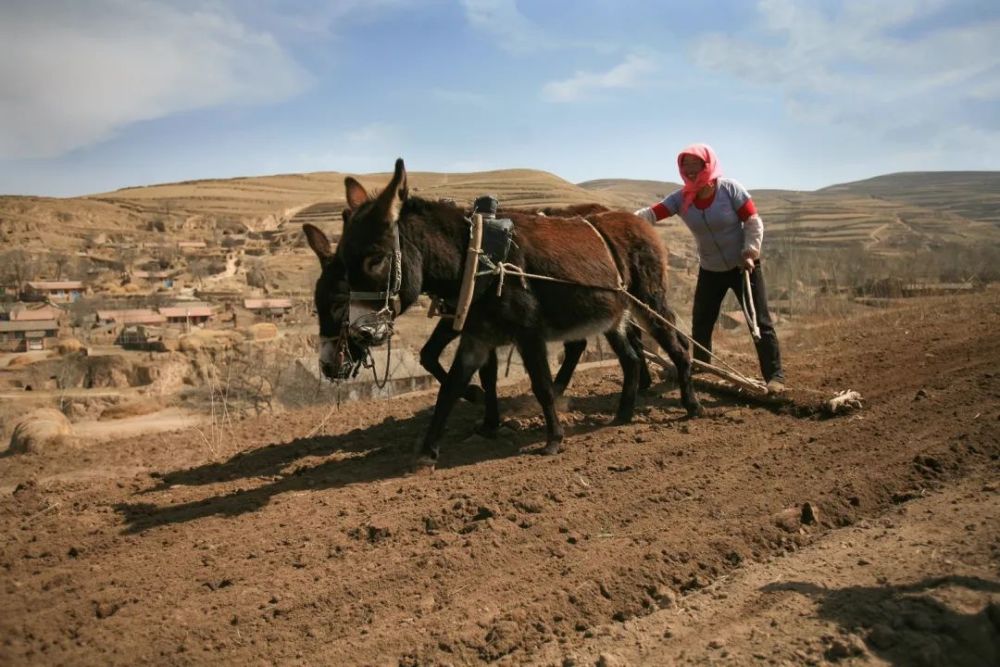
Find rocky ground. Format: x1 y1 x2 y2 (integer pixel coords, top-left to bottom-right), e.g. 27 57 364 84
1 289 998 666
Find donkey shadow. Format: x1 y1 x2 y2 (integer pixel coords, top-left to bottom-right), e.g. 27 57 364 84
115 385 708 534
764 577 1000 666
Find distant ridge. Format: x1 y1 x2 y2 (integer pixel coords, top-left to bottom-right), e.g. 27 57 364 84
1 169 997 255
816 171 1000 229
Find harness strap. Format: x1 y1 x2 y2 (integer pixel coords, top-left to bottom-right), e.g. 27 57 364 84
483 260 761 388
580 218 627 290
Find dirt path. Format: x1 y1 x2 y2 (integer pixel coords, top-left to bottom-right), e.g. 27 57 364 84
1 290 998 666
71 408 206 444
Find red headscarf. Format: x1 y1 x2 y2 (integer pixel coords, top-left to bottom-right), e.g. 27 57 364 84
677 143 721 214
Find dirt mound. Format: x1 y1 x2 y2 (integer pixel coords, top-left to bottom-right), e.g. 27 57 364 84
84 355 136 388
6 353 53 368
56 338 85 355
6 408 73 454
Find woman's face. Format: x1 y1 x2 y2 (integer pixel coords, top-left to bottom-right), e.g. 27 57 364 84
680 154 706 181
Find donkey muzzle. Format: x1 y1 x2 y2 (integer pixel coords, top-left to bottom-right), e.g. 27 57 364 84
348 302 395 348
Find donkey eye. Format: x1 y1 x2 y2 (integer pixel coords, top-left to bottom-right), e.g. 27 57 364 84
363 253 389 275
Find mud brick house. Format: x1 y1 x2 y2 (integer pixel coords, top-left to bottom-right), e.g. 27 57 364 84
23 280 85 303
96 309 167 327
159 303 214 328
244 298 293 321
0 319 60 351
1 302 63 324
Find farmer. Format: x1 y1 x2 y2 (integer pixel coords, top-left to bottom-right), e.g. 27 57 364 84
634 143 785 393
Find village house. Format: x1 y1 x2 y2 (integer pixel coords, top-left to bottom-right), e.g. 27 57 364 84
244 298 293 321
96 309 166 327
1 302 65 325
22 280 85 303
159 303 214 328
0 319 60 352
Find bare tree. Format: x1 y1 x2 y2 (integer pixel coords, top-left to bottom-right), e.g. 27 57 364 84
52 253 71 280
1 249 37 296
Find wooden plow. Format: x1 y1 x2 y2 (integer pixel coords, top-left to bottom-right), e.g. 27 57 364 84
642 349 863 418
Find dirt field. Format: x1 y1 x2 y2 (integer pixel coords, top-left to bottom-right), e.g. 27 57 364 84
1 290 998 666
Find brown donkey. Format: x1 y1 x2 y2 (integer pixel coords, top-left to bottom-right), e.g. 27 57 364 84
337 159 701 468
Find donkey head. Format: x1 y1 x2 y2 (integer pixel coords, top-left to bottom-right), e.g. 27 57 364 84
303 222 365 380
335 159 418 345
338 157 409 298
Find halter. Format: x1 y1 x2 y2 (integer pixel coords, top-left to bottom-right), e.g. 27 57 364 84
347 225 402 348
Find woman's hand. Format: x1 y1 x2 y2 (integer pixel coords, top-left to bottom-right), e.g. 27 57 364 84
741 249 757 272
633 207 656 224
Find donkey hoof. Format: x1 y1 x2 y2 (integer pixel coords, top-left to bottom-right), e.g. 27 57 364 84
612 412 634 426
686 403 705 418
540 440 563 456
411 456 437 475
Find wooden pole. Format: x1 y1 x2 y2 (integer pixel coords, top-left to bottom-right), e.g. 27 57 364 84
453 213 482 332
642 349 767 395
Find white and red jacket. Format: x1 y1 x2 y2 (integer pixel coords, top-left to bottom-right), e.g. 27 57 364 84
636 178 763 272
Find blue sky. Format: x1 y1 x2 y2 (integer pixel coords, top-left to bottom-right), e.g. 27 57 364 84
1 0 998 197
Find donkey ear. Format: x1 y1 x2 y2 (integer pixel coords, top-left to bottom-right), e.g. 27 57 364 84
303 223 333 263
394 158 408 202
376 158 408 222
344 177 369 210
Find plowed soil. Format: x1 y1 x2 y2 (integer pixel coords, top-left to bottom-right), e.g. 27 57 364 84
2 290 999 666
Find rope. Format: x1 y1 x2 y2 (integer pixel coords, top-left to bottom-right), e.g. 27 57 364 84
483 260 761 386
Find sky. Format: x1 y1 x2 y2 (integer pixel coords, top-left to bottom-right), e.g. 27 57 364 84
1 0 998 197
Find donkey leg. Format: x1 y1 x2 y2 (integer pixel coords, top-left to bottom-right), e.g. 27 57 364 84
604 327 640 424
553 339 587 396
418 336 493 466
420 320 485 403
626 323 653 393
475 349 501 437
516 334 564 455
643 305 704 417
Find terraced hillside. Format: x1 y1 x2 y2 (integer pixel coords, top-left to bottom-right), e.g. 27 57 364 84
583 172 1000 255
3 169 998 261
821 171 1000 229
1 168 627 255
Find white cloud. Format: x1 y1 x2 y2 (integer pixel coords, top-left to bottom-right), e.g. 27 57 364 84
692 0 1000 147
542 53 658 103
345 122 399 145
459 0 551 54
0 0 312 159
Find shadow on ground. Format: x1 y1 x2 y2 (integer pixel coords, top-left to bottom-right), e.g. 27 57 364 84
115 384 721 534
765 576 1000 666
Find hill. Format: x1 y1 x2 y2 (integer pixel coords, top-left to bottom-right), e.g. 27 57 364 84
581 171 1000 255
577 177 681 209
2 169 999 296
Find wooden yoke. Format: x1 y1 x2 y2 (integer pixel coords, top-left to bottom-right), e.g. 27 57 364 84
453 213 483 331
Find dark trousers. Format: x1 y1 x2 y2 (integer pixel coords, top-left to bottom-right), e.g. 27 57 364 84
691 263 784 382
